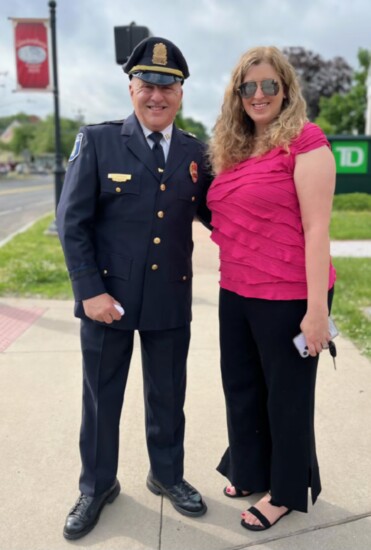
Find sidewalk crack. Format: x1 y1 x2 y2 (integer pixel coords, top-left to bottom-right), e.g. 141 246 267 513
157 496 163 550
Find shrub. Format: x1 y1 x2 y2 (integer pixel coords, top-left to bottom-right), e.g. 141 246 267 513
333 193 371 211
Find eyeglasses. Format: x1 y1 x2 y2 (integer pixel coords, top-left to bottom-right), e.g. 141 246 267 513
237 79 280 99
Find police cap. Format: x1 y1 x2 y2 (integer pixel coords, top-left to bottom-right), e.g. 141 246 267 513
123 36 189 85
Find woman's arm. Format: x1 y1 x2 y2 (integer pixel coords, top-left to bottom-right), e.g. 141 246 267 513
294 145 336 356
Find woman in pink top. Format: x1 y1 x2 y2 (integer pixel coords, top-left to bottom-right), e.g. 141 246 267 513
207 46 336 531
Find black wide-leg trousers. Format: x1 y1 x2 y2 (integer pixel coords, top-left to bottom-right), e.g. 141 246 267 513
217 288 333 513
78 319 190 497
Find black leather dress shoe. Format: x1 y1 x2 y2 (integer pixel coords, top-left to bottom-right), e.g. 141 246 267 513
63 479 120 540
146 473 207 517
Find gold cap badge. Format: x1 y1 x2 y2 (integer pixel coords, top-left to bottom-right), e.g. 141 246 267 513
152 43 167 66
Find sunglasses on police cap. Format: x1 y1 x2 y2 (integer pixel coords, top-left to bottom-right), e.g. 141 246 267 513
238 79 280 99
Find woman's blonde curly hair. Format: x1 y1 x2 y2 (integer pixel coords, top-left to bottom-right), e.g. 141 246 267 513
209 46 308 174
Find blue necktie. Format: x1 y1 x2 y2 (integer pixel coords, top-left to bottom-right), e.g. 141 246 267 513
148 132 165 170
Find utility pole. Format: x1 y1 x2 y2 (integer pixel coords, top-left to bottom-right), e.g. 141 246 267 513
46 0 65 235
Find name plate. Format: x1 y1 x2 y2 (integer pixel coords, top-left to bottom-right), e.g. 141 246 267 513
108 173 132 182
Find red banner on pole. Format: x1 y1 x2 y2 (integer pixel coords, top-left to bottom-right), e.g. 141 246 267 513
10 18 51 91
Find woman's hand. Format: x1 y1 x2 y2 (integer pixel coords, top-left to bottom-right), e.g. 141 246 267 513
300 310 330 357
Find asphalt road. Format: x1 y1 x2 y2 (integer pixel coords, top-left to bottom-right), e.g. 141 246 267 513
0 175 55 245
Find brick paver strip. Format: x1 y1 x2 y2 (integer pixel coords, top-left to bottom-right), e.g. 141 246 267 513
0 304 46 352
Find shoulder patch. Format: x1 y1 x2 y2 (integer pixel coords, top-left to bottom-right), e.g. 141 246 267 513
69 133 83 162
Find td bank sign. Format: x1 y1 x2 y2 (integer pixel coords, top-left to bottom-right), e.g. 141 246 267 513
331 141 368 174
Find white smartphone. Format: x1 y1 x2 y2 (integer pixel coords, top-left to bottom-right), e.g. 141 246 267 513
293 316 338 358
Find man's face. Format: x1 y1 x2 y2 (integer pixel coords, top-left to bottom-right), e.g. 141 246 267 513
129 77 183 131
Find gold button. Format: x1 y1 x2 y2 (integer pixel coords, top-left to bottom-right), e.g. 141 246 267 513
103 269 108 275
182 275 187 281
157 211 164 218
115 187 121 193
160 184 166 191
153 237 161 244
191 196 196 202
151 264 159 271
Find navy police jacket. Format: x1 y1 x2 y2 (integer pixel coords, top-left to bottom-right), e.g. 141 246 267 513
57 113 212 330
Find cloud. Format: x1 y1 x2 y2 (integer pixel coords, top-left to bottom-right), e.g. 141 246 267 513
1 0 370 132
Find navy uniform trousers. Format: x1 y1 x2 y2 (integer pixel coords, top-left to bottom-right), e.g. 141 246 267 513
217 287 334 513
79 320 190 497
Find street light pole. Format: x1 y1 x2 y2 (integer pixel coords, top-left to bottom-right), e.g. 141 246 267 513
48 0 64 233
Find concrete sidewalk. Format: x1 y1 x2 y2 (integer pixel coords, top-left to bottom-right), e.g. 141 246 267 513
330 240 371 258
1 222 371 550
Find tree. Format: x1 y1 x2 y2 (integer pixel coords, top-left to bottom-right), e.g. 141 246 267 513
30 115 82 158
315 48 371 135
0 112 33 133
283 47 353 120
175 106 209 141
8 116 81 159
9 123 37 155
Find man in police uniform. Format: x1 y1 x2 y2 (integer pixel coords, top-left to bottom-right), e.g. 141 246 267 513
57 37 211 540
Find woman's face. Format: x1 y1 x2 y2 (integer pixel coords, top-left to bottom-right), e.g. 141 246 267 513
240 62 285 136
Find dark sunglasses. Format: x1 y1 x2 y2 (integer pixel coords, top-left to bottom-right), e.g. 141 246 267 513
238 79 280 99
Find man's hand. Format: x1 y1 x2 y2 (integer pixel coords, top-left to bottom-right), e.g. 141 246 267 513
82 293 123 324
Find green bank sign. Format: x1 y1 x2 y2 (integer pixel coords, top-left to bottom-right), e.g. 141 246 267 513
331 141 368 174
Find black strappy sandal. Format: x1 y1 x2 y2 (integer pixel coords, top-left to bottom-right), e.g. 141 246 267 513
223 486 254 498
241 497 292 531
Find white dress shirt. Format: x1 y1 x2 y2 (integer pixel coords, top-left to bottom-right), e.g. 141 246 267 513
140 123 173 162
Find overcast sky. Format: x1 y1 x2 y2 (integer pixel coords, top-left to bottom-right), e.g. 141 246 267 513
1 0 370 132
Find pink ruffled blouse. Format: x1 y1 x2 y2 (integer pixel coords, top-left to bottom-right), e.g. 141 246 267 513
207 122 336 300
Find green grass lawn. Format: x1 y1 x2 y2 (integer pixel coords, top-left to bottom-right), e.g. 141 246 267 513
331 192 371 240
0 214 72 299
331 258 371 358
330 211 371 240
